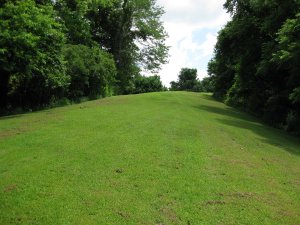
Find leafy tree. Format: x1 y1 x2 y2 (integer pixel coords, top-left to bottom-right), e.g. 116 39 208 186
0 0 69 109
178 68 198 91
0 0 169 112
169 81 179 91
192 80 203 92
131 74 163 94
274 13 300 134
208 0 300 135
170 68 199 92
55 0 93 45
200 76 215 92
35 0 54 5
63 44 116 99
87 0 169 94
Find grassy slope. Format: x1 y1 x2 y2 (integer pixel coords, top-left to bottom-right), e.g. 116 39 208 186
0 92 300 225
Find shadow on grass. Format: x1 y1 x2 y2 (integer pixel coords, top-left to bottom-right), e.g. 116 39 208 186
196 101 300 156
196 104 257 122
0 114 22 121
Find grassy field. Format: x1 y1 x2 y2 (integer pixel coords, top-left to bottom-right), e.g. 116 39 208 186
1 92 300 225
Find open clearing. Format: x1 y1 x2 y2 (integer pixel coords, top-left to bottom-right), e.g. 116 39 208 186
1 92 300 225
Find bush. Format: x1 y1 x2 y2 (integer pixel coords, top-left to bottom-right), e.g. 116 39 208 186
170 68 201 92
285 111 300 135
263 94 290 127
131 75 164 94
0 0 69 108
63 44 116 100
201 76 215 92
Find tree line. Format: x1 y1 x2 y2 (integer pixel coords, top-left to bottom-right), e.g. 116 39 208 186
0 0 168 113
170 68 214 93
208 0 300 136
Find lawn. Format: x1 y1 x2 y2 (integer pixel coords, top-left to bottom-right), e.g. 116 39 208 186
1 92 300 225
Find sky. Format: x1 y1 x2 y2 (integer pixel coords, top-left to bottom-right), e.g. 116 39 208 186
156 0 231 87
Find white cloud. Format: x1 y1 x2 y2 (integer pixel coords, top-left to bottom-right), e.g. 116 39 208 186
156 0 230 86
199 33 217 57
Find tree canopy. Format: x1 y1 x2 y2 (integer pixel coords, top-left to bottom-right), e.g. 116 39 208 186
0 0 169 113
208 0 300 135
170 68 212 93
0 0 68 109
85 0 169 94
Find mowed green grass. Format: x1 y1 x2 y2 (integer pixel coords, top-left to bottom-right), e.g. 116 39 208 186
1 92 300 225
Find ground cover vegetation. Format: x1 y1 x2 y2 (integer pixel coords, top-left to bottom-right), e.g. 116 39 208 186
1 0 300 224
1 92 300 224
0 0 168 113
208 0 300 135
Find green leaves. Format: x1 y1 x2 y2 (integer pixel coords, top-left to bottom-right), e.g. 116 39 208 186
86 0 168 94
273 13 300 62
170 68 200 92
0 0 168 110
0 0 68 108
290 87 300 105
131 74 163 94
210 0 300 134
63 44 116 99
55 0 92 45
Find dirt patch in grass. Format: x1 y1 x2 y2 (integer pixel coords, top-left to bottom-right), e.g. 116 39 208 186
213 156 257 168
205 200 226 206
261 157 286 166
116 210 130 218
94 97 128 106
222 192 255 199
174 162 183 170
3 184 17 193
0 114 64 140
290 179 300 186
0 127 29 139
158 198 180 224
115 168 124 174
160 206 179 223
217 192 257 205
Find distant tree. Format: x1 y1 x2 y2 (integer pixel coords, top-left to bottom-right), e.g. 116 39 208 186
190 80 202 92
201 77 215 92
131 75 163 94
170 68 200 92
169 81 179 91
178 68 198 91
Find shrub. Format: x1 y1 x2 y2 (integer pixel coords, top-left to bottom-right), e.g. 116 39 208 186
131 75 163 94
63 44 116 100
285 111 300 135
0 0 69 108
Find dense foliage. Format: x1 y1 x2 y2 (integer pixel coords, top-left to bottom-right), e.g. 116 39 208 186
81 0 169 94
0 0 68 109
208 0 300 135
131 75 165 94
0 0 168 113
170 68 199 92
63 44 116 100
170 68 213 92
